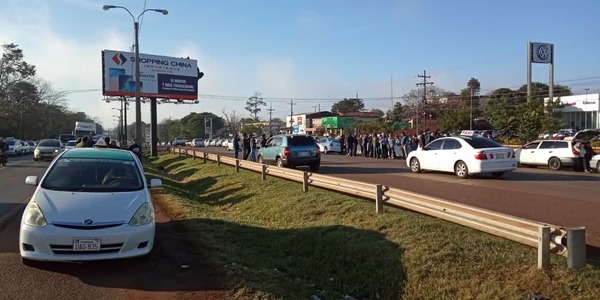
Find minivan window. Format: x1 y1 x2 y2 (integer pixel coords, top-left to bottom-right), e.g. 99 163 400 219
539 141 554 149
553 141 568 149
287 136 315 146
523 142 540 149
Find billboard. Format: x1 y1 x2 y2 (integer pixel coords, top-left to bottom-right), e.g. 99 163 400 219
102 50 198 100
531 42 553 64
321 117 358 129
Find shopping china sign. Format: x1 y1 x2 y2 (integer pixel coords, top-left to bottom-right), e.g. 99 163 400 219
102 50 198 100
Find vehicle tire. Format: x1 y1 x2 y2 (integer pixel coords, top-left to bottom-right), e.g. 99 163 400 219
309 164 320 172
276 157 283 168
596 161 600 173
548 157 562 170
323 147 328 154
491 172 505 178
454 161 469 178
409 158 421 173
258 155 264 164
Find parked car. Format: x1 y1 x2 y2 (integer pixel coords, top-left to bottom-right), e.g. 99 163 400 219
26 141 37 154
5 139 20 156
515 129 600 170
591 154 600 173
64 140 78 150
34 139 63 161
257 134 320 172
191 138 204 147
227 139 237 151
407 131 517 178
317 138 342 154
20 148 161 265
173 137 186 146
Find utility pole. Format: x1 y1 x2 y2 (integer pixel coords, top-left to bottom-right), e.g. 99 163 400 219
267 102 275 135
416 70 433 132
312 106 317 112
289 99 296 133
390 75 394 120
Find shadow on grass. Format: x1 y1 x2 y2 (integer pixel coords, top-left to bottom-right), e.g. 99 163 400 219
180 218 407 299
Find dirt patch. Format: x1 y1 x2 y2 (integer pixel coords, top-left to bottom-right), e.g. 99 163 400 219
124 191 232 300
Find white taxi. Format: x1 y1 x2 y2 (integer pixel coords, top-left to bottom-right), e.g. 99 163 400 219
20 148 161 265
406 131 517 178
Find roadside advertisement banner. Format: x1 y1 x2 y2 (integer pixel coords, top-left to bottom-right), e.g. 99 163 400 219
102 50 198 100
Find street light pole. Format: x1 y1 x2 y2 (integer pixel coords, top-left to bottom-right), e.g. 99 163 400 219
103 4 168 146
470 88 473 130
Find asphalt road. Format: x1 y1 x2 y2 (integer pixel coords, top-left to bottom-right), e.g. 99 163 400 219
191 146 600 256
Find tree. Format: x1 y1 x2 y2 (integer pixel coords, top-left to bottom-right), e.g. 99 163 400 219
437 99 470 132
459 78 482 118
222 108 242 134
484 88 520 139
331 98 364 113
370 108 385 118
245 91 266 121
402 86 446 129
517 82 572 102
386 102 406 122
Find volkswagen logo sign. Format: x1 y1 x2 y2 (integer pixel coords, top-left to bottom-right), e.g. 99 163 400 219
83 219 94 225
536 45 550 61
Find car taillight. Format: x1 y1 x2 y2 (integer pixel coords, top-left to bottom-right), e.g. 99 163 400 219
474 152 487 160
283 147 290 157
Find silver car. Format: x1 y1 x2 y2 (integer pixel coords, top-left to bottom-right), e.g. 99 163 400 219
34 139 63 161
591 154 600 173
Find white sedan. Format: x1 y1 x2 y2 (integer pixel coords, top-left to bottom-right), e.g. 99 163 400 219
318 138 342 154
406 134 517 178
20 148 161 265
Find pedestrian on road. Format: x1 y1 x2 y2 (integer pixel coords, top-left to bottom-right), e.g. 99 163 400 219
233 134 241 159
242 134 250 160
249 134 258 162
128 139 142 160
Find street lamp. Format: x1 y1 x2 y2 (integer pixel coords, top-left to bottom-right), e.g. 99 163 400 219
585 88 590 129
103 4 168 145
470 88 473 130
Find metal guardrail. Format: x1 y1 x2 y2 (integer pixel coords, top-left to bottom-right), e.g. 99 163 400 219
171 147 587 269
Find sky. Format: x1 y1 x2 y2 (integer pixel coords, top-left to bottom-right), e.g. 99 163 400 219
2 0 600 130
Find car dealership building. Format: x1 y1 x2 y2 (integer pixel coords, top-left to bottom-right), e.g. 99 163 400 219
546 93 599 130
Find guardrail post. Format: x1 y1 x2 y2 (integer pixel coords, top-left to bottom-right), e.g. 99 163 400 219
261 165 267 181
235 159 240 172
203 152 207 163
168 147 171 154
538 226 550 269
217 155 221 166
192 150 196 160
567 226 586 269
302 172 309 192
375 184 383 214
178 148 181 157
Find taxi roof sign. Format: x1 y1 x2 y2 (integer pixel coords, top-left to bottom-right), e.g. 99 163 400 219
460 130 476 136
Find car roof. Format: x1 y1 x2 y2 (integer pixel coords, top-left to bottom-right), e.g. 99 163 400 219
61 148 134 160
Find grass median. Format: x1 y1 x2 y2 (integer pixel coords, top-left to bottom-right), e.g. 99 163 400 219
144 154 600 299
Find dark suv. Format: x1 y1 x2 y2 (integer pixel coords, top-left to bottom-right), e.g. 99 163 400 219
258 134 320 172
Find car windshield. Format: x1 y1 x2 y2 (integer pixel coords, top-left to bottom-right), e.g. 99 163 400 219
41 157 143 192
66 141 77 146
461 137 503 149
6 140 15 146
288 136 316 146
38 140 61 147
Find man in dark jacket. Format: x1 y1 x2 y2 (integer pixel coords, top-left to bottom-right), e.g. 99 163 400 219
128 140 142 160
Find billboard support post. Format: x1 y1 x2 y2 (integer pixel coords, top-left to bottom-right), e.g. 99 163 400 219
134 20 142 147
527 42 554 103
123 97 128 148
150 97 158 157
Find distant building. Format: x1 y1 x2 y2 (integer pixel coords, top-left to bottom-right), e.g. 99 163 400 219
337 111 381 122
545 93 600 130
285 111 338 134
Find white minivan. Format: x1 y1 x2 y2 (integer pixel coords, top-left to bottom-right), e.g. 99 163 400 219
515 129 600 170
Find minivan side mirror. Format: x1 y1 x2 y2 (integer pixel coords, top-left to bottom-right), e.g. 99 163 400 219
149 178 162 188
25 176 39 186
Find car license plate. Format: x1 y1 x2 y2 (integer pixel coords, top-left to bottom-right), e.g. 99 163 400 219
299 151 310 157
73 239 101 251
496 154 505 159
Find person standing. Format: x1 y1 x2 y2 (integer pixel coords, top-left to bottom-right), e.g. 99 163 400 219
233 134 241 159
242 134 250 160
249 134 258 162
128 139 142 160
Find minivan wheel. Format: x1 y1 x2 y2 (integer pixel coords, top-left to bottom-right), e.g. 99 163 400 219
309 164 320 172
548 157 562 170
276 157 283 167
454 161 469 178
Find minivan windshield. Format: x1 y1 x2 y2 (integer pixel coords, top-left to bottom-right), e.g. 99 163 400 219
41 158 143 192
38 140 61 147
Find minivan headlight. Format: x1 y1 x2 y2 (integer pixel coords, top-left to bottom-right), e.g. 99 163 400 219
23 202 47 227
129 203 154 226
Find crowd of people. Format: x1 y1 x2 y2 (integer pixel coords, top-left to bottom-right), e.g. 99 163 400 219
324 129 456 159
230 133 267 162
75 135 143 160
